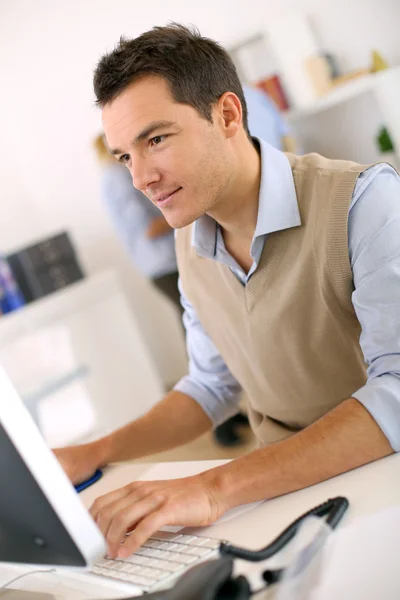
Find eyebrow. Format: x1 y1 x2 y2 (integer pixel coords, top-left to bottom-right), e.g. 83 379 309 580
109 120 176 155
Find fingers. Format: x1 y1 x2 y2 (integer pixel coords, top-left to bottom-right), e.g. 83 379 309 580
96 493 141 544
88 477 221 560
90 483 164 558
107 495 164 558
90 481 147 521
118 508 170 558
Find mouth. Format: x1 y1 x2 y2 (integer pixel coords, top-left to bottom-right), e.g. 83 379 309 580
154 187 182 208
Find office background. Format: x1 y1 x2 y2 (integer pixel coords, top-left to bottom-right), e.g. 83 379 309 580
1 0 399 449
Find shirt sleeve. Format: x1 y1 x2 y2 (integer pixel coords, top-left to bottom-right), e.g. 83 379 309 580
101 166 150 243
274 110 290 138
259 93 290 138
349 164 400 451
173 277 242 426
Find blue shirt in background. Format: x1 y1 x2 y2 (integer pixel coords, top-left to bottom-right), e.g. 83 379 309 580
243 86 290 150
100 163 177 279
175 140 400 452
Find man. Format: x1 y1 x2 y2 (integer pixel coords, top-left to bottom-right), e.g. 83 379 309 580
55 24 399 561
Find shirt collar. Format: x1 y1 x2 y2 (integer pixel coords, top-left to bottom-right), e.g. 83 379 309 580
192 138 301 258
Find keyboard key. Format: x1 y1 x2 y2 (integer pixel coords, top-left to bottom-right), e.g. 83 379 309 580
95 558 111 567
143 539 166 549
141 567 164 579
138 548 166 559
118 563 140 574
101 562 123 572
185 546 212 556
196 538 221 549
166 552 198 564
145 558 182 571
151 531 182 541
157 542 175 551
174 535 198 544
124 555 152 566
153 560 184 572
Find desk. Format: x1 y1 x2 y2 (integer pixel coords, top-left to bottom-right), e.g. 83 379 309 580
1 454 399 599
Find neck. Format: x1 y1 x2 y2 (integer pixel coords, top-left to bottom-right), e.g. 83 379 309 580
208 136 261 242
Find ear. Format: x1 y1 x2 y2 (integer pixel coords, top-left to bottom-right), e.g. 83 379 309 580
215 92 243 139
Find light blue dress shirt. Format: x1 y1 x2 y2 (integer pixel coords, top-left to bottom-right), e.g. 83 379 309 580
101 163 177 279
174 140 400 451
243 86 290 151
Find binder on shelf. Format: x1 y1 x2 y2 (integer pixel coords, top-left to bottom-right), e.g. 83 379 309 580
7 232 84 303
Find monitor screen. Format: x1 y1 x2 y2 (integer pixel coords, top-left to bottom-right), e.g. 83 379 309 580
0 366 105 568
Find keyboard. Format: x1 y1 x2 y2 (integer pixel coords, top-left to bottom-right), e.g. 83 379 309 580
90 530 222 593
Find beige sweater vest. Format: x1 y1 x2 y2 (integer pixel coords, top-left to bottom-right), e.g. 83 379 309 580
176 153 370 445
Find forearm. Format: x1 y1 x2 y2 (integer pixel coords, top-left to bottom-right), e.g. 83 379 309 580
91 390 212 466
205 398 393 511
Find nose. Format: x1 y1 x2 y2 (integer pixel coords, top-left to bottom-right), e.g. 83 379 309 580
129 153 160 192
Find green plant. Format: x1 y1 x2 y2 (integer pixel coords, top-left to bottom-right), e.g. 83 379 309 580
376 126 395 153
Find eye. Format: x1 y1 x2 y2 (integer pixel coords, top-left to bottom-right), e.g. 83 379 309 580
150 135 166 146
118 154 130 164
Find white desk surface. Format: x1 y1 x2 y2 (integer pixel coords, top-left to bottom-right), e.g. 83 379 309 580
1 454 399 599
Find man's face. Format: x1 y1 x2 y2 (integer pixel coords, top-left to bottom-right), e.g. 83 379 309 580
102 75 235 228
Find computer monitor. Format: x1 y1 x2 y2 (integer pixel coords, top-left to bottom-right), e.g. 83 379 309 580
0 365 106 568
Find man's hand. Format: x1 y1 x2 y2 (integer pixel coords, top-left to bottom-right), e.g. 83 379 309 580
89 474 227 559
53 443 104 486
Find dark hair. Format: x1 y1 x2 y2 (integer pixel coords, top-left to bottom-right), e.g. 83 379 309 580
93 23 250 137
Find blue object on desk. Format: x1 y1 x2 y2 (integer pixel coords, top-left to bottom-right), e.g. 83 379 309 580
0 256 25 315
75 469 103 493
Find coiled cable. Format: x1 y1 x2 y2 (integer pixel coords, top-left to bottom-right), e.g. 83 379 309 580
220 496 349 562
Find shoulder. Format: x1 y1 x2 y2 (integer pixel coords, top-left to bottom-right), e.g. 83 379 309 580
286 152 368 175
351 163 400 216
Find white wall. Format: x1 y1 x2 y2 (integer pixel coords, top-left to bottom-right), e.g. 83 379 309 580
1 0 399 385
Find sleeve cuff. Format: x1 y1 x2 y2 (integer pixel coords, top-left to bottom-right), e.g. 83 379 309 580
352 375 400 451
173 376 242 427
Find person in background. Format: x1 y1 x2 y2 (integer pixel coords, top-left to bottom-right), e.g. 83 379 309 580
93 134 182 312
243 85 297 153
94 133 249 447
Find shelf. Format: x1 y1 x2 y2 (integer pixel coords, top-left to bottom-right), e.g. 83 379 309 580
285 74 376 121
0 271 120 344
